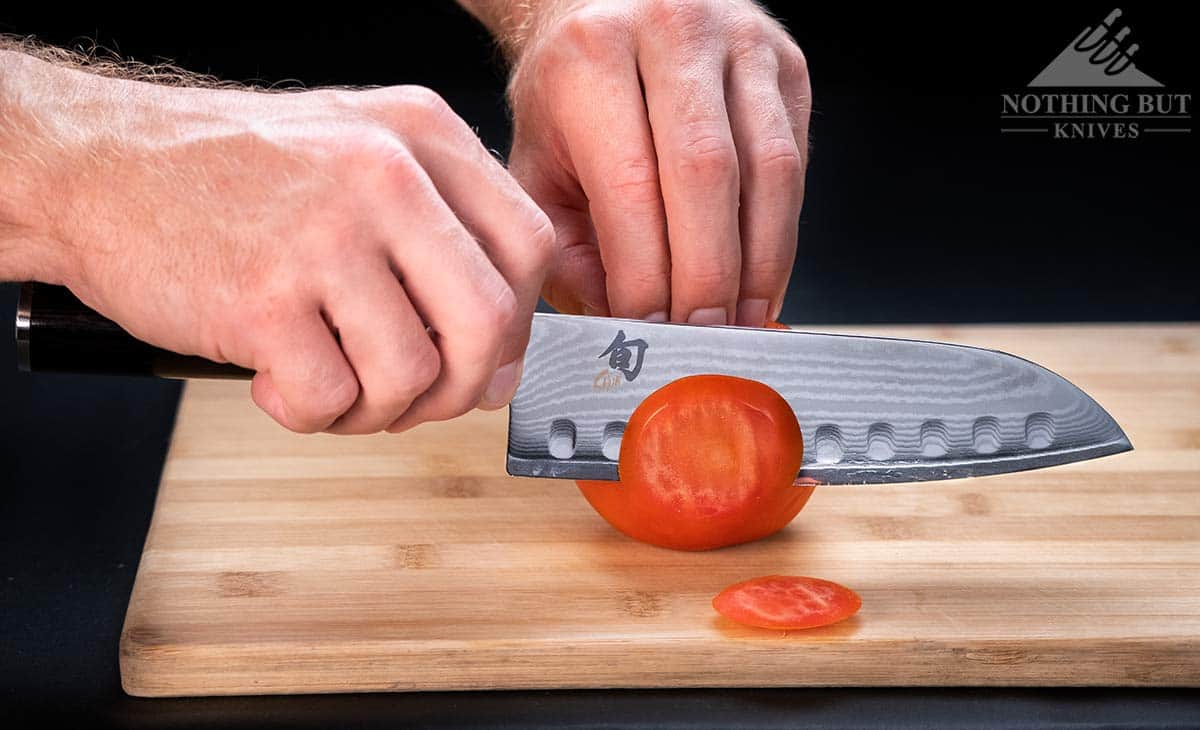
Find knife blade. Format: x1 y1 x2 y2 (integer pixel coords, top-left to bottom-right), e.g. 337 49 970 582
507 313 1132 484
14 283 1132 485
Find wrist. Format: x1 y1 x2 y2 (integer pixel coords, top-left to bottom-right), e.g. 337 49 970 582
470 0 584 64
0 49 242 286
0 51 94 284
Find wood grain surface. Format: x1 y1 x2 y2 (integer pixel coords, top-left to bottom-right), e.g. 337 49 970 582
119 325 1200 697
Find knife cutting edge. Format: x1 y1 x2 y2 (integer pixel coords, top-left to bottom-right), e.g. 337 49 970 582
13 282 1132 485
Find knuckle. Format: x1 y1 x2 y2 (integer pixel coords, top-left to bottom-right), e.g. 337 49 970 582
437 395 479 424
681 257 741 292
359 141 432 206
612 259 670 294
281 413 324 435
407 337 443 393
459 270 521 343
674 131 738 189
425 373 497 425
321 373 362 421
522 206 558 269
649 0 714 41
479 284 520 333
274 409 315 434
779 43 810 81
397 85 455 130
308 87 358 115
609 268 669 315
378 147 422 190
605 156 662 206
553 8 630 63
743 247 795 285
727 15 771 56
545 242 605 308
331 129 422 199
430 223 471 257
291 371 359 433
749 136 805 188
340 126 403 161
378 339 442 413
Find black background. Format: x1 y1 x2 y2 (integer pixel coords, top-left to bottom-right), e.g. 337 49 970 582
1 1 1197 727
1 1 1195 323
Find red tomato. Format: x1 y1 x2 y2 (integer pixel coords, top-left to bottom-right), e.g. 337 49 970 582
765 320 790 329
712 575 861 630
577 374 811 551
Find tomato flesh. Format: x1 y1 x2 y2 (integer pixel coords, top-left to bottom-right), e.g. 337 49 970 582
713 575 861 630
577 374 810 551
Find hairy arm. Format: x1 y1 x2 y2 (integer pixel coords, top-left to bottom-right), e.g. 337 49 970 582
0 43 77 283
0 37 245 283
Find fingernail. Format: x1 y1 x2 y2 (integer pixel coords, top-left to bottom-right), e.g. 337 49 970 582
645 311 668 323
479 357 524 410
687 307 727 326
735 298 769 328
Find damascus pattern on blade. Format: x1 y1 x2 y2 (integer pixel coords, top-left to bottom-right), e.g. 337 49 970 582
507 315 1131 483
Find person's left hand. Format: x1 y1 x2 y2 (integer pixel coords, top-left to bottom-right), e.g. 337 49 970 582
504 0 811 327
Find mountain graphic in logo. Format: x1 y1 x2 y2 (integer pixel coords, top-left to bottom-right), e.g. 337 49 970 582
1030 8 1163 87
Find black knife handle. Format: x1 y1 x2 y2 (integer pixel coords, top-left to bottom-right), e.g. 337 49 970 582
15 282 254 380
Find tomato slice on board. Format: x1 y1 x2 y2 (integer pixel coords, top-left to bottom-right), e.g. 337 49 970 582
713 575 862 630
577 374 811 551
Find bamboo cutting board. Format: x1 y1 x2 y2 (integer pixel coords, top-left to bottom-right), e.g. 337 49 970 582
119 325 1200 697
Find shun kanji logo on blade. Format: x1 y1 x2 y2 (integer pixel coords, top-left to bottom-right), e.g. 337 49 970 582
595 330 648 390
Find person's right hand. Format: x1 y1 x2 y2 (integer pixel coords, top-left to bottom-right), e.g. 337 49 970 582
20 68 554 434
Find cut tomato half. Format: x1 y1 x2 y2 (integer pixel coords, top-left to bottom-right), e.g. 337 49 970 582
577 374 809 551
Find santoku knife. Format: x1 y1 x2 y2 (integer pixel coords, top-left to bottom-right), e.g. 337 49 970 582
14 282 1132 484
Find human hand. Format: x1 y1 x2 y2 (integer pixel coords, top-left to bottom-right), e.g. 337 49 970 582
502 0 811 327
7 62 553 433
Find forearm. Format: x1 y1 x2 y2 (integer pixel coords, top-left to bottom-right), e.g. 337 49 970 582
0 41 247 284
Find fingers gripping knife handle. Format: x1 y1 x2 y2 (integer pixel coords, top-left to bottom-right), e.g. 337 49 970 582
14 282 253 380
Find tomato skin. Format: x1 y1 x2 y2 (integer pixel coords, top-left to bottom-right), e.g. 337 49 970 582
712 575 861 630
577 374 811 551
